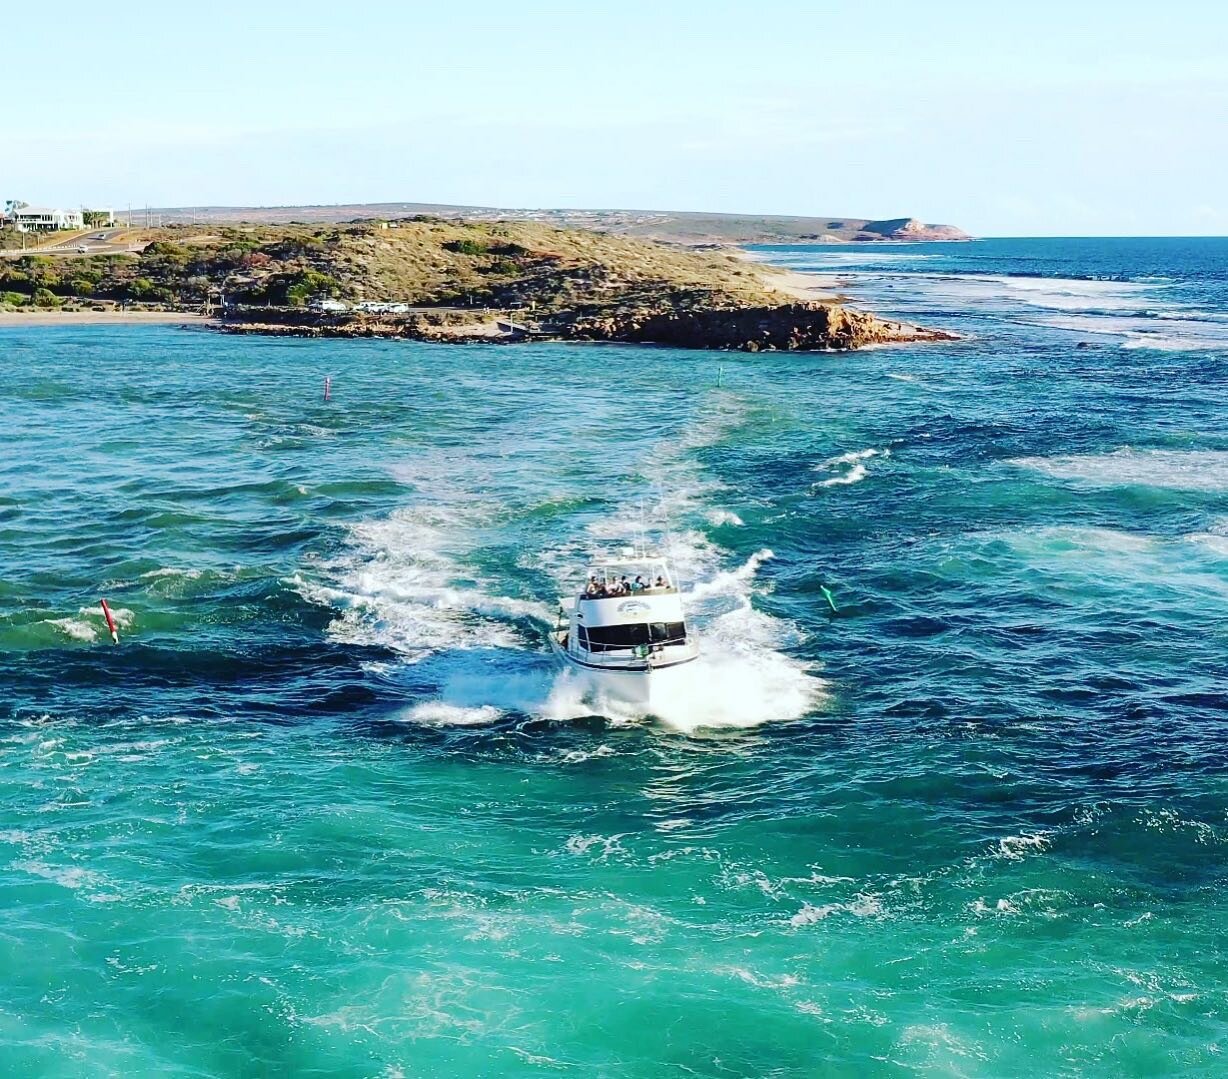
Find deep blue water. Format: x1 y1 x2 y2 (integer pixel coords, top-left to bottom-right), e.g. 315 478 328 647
2 238 1227 1075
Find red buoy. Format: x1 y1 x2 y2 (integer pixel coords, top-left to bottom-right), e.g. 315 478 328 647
100 599 119 645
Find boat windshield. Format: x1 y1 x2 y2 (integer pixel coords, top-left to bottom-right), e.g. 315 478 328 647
580 560 675 599
578 621 688 652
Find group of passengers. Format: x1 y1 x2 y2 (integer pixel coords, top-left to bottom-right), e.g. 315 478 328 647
584 574 667 598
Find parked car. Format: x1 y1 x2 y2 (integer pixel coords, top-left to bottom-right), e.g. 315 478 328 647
308 298 349 313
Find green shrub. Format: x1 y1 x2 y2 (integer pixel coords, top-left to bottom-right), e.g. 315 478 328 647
251 270 337 307
32 288 62 308
142 241 192 266
0 291 27 307
445 238 489 256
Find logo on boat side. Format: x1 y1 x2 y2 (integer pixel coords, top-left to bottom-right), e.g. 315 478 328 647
617 600 650 614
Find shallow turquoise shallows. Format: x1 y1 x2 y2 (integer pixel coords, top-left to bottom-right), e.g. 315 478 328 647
2 238 1227 1076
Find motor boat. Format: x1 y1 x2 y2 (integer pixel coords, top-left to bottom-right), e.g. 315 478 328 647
548 548 699 708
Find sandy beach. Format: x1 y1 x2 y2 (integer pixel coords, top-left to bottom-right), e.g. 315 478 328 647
733 249 848 302
0 310 210 327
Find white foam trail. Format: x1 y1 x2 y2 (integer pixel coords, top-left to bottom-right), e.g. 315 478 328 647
812 447 888 489
293 505 549 662
1011 448 1228 492
649 632 823 734
43 618 98 642
819 448 886 468
815 464 867 488
994 833 1051 861
1121 334 1225 352
1186 532 1228 557
141 567 204 581
79 605 135 628
686 547 775 600
11 861 102 890
401 702 503 727
706 509 744 527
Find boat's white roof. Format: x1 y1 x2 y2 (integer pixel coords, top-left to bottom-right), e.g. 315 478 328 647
587 548 670 566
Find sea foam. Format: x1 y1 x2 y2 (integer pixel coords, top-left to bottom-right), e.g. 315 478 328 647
812 448 889 489
1011 448 1228 492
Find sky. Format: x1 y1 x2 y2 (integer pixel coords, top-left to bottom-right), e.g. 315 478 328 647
5 0 1226 235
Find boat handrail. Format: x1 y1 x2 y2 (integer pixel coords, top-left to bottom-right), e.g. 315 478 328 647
567 638 698 668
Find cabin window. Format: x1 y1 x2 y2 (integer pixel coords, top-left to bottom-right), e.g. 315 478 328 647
584 622 687 652
650 622 687 644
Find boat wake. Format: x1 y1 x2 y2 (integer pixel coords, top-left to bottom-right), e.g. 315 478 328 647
290 504 550 661
298 490 824 732
381 543 825 734
295 393 826 733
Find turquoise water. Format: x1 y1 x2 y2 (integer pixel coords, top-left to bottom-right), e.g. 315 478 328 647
3 238 1227 1075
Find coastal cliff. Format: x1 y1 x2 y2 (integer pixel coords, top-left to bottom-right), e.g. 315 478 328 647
560 300 953 350
219 299 952 352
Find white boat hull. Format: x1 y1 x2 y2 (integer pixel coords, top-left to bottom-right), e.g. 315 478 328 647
549 634 697 711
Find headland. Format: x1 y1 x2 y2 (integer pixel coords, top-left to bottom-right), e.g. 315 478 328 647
0 218 956 352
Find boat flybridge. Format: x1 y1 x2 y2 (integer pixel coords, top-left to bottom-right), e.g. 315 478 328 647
549 548 699 708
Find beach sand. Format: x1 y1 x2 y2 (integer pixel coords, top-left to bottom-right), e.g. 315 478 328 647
733 249 847 302
0 310 210 327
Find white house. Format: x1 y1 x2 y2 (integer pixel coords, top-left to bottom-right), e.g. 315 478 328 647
11 207 86 232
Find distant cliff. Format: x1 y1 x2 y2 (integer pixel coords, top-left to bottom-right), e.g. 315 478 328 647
613 213 971 245
852 218 970 242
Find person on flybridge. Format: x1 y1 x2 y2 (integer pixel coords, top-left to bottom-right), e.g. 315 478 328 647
584 573 669 599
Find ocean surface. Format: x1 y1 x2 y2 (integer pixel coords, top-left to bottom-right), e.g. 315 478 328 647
2 237 1227 1075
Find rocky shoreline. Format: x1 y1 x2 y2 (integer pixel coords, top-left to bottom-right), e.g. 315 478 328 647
216 299 954 352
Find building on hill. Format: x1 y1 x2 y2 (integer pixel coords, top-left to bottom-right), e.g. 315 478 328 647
11 207 85 232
